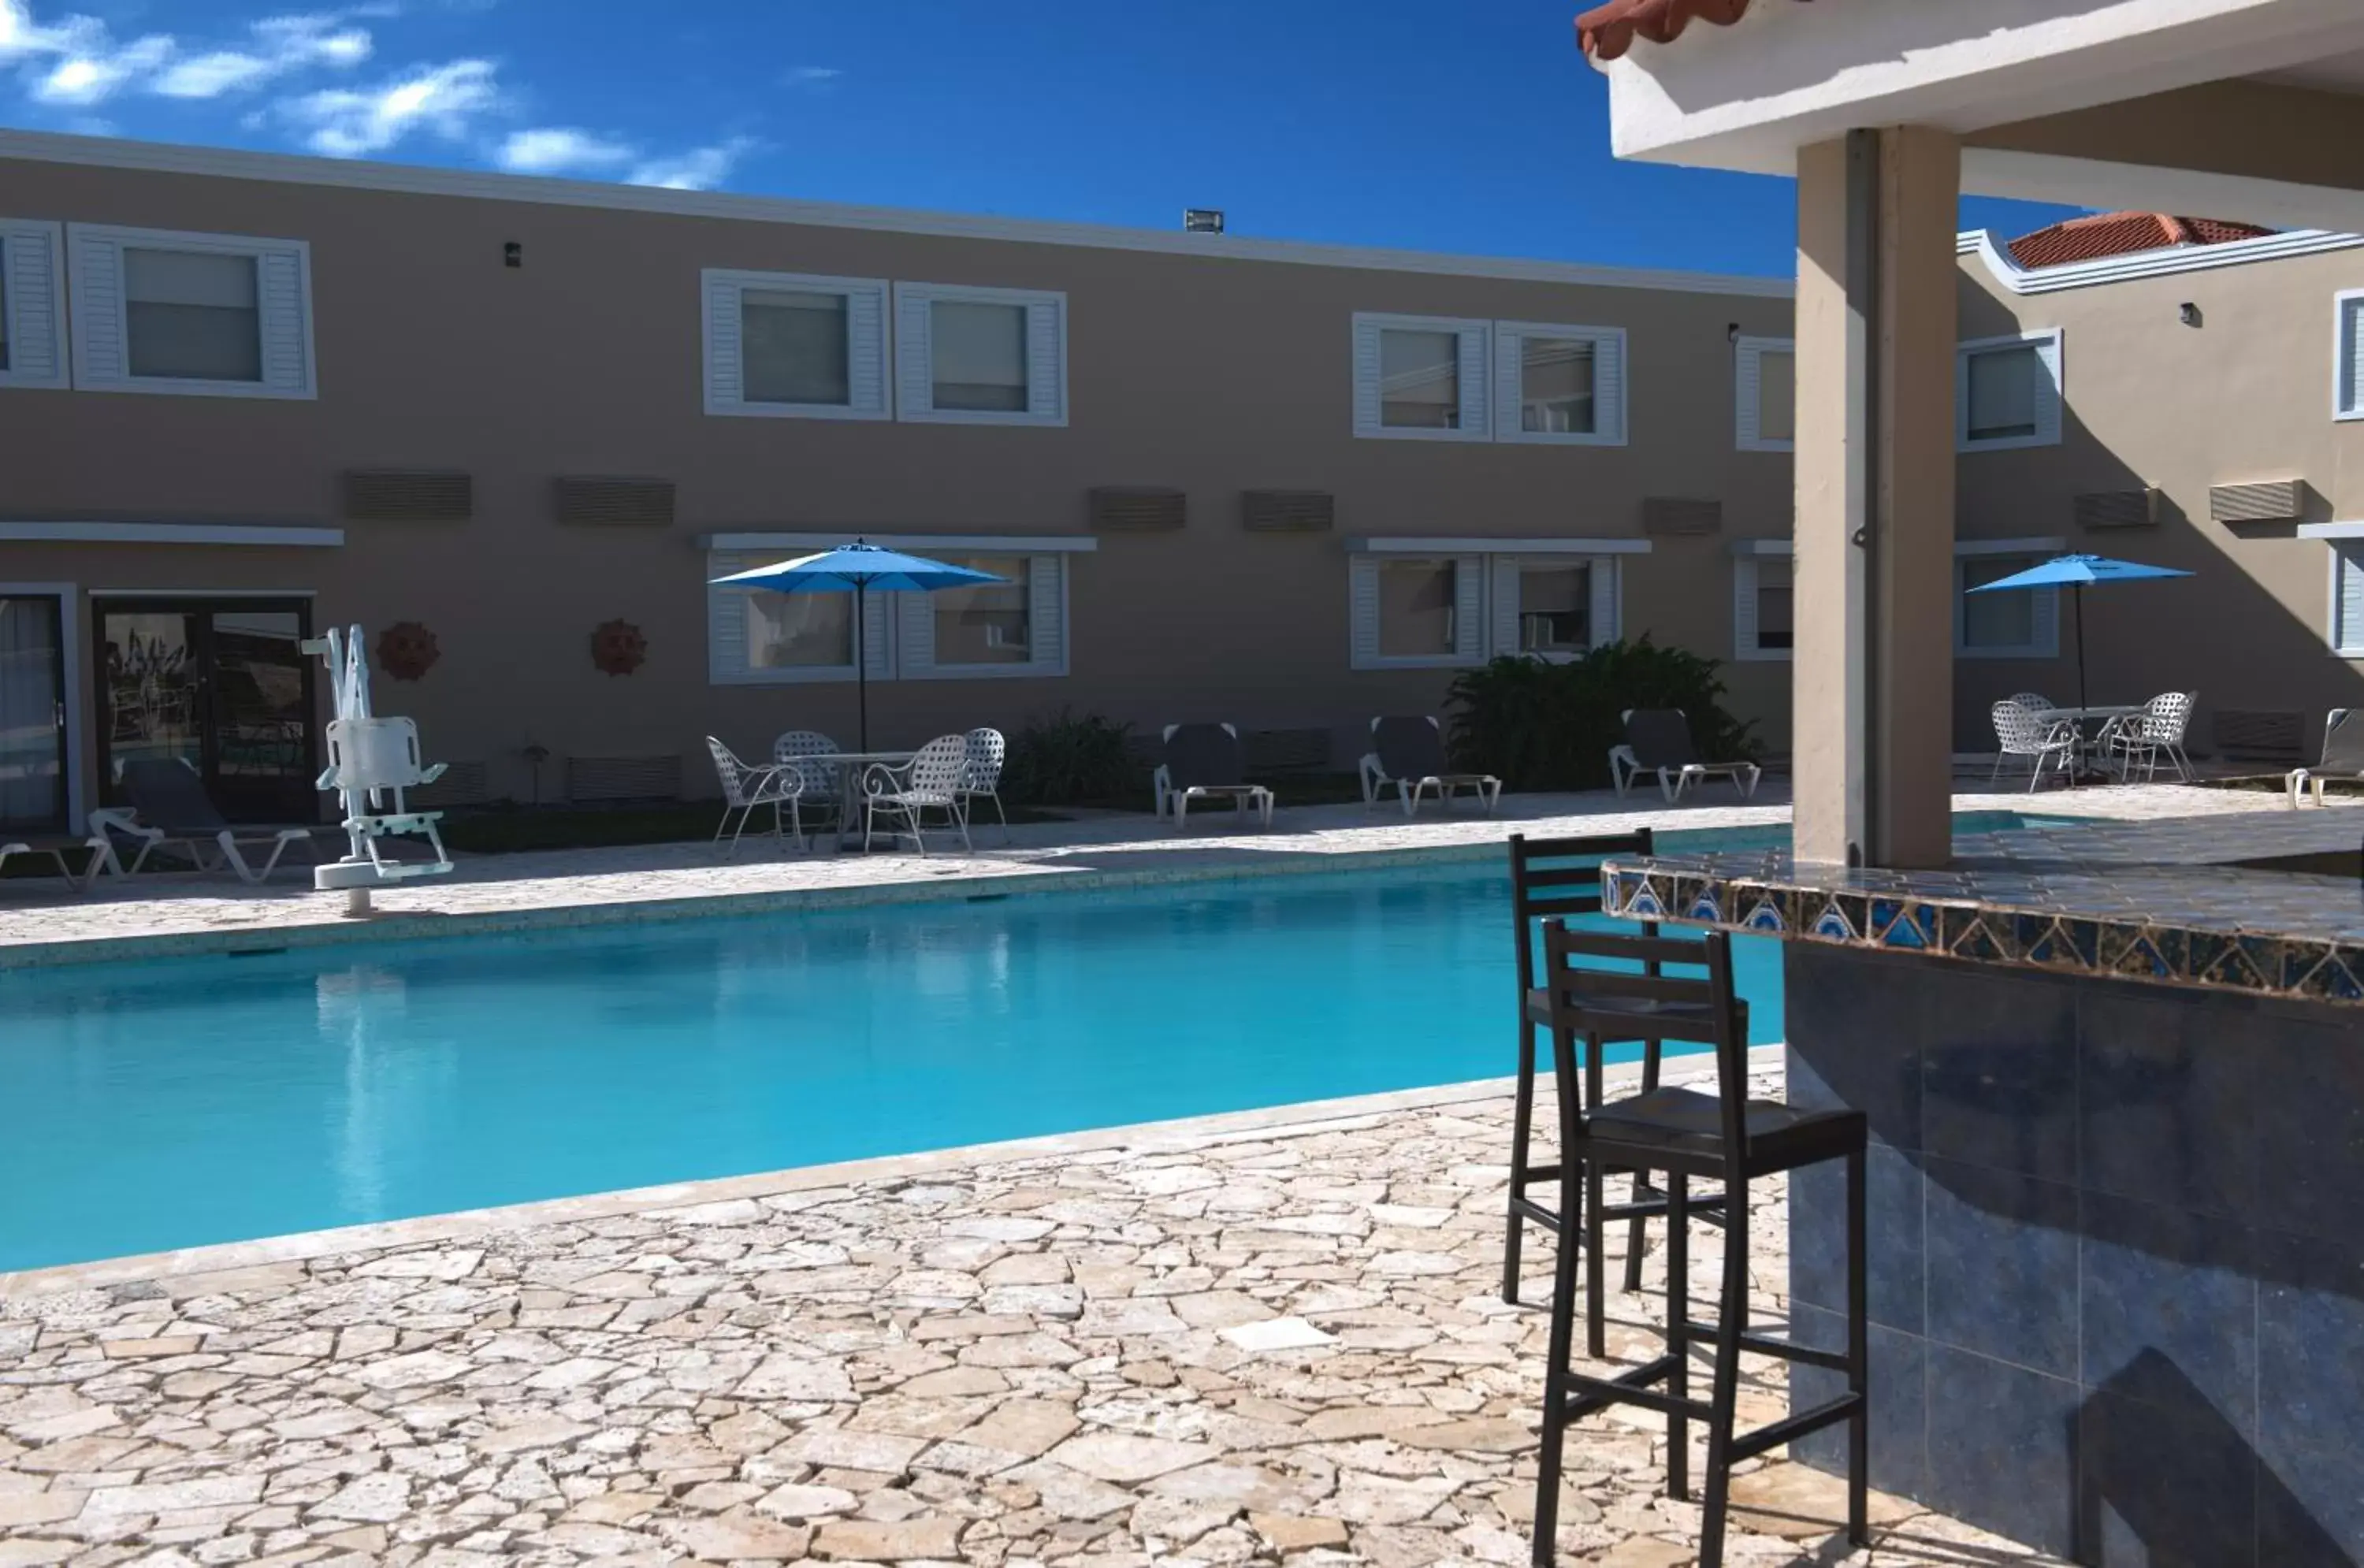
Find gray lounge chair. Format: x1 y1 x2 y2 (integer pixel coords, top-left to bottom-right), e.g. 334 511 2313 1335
1152 723 1273 830
1608 708 1762 803
1359 715 1501 816
2288 708 2364 806
94 758 325 882
0 833 119 893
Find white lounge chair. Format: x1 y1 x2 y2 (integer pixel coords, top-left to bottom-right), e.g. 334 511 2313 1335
862 734 972 853
1359 715 1501 816
0 834 118 894
2288 708 2364 806
706 737 801 853
1990 700 2076 792
94 758 326 882
1152 723 1273 830
1608 709 1762 803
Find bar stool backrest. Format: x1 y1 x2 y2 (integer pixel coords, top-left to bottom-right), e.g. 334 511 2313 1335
1541 920 1749 1159
1508 829 1655 996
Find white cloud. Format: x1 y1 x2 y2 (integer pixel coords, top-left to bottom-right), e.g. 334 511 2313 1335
497 124 630 174
627 136 753 191
154 17 372 99
281 57 498 156
783 65 838 84
34 34 169 104
0 3 374 106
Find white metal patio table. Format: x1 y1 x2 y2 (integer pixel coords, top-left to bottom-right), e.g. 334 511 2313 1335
2035 704 2140 785
799 750 915 849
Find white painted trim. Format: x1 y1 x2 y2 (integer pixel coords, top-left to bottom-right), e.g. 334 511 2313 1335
0 522 342 546
1957 329 2063 454
2336 289 2364 423
703 532 1098 553
1727 537 1793 557
0 219 68 390
0 582 83 832
1352 312 1492 444
1732 333 1793 453
2298 522 2364 540
1956 536 2066 556
1492 320 1627 447
91 587 318 596
65 221 317 399
1731 552 1793 664
2332 543 2364 660
1957 225 2364 296
0 128 1792 299
1346 536 1652 555
700 267 893 422
892 281 1067 427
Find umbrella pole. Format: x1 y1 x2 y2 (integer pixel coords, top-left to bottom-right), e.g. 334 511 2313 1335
855 582 868 753
2074 581 2089 715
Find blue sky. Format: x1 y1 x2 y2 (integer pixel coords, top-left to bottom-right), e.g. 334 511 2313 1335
0 0 2085 277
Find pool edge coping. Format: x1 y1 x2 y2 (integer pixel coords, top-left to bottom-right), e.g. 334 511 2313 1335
0 1044 1783 1299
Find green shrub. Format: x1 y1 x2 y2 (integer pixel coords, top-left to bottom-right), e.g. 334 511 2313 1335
1444 637 1760 791
1002 708 1137 805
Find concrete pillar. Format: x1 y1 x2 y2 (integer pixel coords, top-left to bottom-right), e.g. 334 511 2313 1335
1792 127 1960 869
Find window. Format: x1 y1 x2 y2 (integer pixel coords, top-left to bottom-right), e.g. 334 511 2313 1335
1493 322 1626 445
2334 291 2364 421
0 218 66 390
1955 545 2061 659
894 283 1066 425
1350 544 1630 670
1733 546 1793 660
67 224 311 398
1956 329 2062 451
709 541 1079 685
702 269 889 419
2331 544 2364 657
1734 335 1793 451
1351 313 1488 441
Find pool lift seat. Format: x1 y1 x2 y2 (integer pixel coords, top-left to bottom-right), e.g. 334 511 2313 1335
304 626 455 913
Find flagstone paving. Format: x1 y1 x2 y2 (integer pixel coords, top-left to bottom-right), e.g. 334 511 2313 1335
0 1065 2067 1567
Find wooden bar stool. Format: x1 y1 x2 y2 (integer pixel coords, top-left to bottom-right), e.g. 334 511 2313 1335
1530 921 1867 1568
1505 830 1741 1353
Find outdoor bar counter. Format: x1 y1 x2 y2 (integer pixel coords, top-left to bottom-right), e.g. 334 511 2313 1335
1603 811 2364 1566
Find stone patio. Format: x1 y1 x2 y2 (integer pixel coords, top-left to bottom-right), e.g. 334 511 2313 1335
0 1060 2068 1568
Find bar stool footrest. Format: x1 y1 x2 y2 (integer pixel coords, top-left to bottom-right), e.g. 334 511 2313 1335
1674 1324 1852 1373
1559 1357 1714 1424
1727 1393 1864 1466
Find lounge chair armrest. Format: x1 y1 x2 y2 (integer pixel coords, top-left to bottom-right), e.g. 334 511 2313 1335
89 807 158 842
417 762 449 785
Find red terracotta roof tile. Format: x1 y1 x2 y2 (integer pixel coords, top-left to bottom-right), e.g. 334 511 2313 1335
1576 0 1804 61
2005 210 2274 269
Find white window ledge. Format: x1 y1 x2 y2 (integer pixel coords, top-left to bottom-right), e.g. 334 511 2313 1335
1727 538 1793 557
0 522 342 546
1346 536 1651 555
2298 522 2364 541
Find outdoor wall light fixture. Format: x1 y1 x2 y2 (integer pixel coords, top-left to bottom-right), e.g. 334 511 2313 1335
504 241 522 268
2180 302 2202 326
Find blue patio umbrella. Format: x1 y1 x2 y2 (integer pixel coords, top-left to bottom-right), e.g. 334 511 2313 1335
1965 552 2191 715
710 541 1003 750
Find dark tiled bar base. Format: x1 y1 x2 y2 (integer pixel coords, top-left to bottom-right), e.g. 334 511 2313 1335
1782 943 2364 1566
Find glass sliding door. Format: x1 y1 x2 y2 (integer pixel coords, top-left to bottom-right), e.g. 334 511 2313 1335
0 596 67 832
96 599 317 823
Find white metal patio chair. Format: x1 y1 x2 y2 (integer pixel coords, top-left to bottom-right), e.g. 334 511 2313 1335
2100 691 2195 782
706 737 801 853
863 734 973 853
1990 700 2076 791
771 729 844 839
958 727 1011 843
2287 708 2364 806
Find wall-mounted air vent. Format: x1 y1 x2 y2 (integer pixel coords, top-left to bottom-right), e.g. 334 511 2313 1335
2073 489 2160 529
2210 479 2303 525
1642 497 1722 537
343 470 472 522
1088 486 1186 531
555 476 676 527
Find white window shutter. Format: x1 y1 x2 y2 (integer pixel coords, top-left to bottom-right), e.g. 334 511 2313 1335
1028 555 1064 672
0 221 63 385
1735 347 1762 449
1024 302 1064 422
895 287 934 419
848 284 887 416
704 273 745 411
2344 300 2364 418
2340 548 2364 654
2031 334 2064 446
860 587 894 679
1453 555 1485 661
1351 316 1384 437
1593 331 1627 445
1455 329 1489 437
2031 585 2061 657
1349 556 1381 667
1492 327 1523 440
707 552 749 685
1589 558 1620 647
69 228 127 385
896 589 935 677
1734 558 1760 658
1490 556 1522 656
255 246 311 396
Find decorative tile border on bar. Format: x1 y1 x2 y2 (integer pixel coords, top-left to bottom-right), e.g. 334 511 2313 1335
1604 809 2364 1007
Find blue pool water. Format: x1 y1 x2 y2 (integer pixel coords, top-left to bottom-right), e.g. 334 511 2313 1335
0 812 2052 1270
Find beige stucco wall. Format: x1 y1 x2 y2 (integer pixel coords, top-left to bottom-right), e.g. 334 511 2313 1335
0 154 1798 816
1953 243 2364 754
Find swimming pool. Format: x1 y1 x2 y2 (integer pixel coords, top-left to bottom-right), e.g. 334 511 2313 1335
0 813 2054 1271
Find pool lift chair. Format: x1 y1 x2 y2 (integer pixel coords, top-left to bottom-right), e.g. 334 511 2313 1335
303 625 455 915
